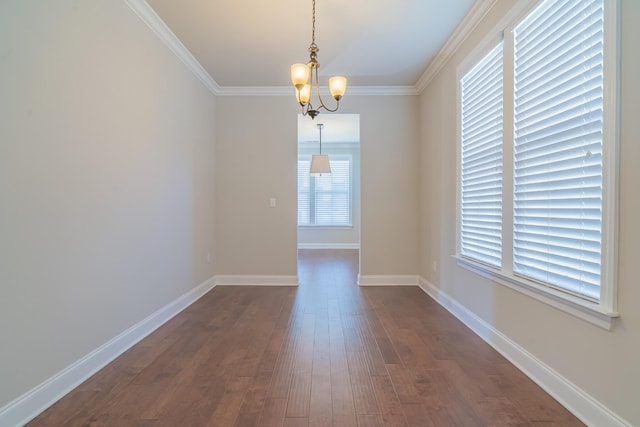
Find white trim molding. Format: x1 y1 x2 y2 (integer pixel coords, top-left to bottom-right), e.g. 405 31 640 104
454 256 618 330
417 277 632 427
357 275 419 286
214 275 299 286
297 243 360 250
123 1 422 98
0 276 217 427
124 0 221 95
416 0 497 92
347 86 420 96
217 85 420 97
122 0 504 99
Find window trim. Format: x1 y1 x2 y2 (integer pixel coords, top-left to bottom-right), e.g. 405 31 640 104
298 225 353 230
455 0 620 330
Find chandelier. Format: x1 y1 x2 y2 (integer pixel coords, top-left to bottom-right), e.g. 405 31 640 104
290 0 347 120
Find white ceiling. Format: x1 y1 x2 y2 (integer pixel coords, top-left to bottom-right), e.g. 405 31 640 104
145 0 477 88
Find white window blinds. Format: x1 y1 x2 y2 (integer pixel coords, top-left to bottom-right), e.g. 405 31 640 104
314 160 350 225
460 43 504 267
298 158 351 226
513 0 604 300
298 160 311 226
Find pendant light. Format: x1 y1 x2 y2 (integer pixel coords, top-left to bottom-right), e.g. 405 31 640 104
310 123 330 176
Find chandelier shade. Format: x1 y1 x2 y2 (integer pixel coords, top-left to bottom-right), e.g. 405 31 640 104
329 76 347 100
296 84 312 104
291 64 311 89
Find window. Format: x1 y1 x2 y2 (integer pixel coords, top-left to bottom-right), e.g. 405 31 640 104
298 158 351 226
513 0 605 300
457 0 618 329
460 42 504 268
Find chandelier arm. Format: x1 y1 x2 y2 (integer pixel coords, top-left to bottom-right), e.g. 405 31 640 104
312 66 340 113
305 94 315 115
320 101 340 113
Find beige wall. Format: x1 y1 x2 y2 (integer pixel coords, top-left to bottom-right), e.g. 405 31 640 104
214 95 420 277
214 96 299 276
418 0 640 424
0 0 216 408
358 96 420 276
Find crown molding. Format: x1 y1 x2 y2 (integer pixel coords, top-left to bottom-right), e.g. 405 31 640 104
415 0 497 92
124 0 488 98
216 85 420 97
124 0 221 95
215 86 292 97
348 85 421 96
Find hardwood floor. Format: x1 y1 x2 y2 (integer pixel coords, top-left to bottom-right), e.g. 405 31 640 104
28 249 583 426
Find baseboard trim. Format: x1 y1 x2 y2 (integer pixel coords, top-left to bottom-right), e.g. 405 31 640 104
357 275 419 286
215 275 299 286
417 277 631 427
0 276 217 427
297 243 360 250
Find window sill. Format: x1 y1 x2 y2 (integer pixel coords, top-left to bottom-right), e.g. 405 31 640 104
453 255 619 330
298 225 353 229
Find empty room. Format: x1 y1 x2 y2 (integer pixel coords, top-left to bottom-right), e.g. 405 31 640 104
1 0 638 426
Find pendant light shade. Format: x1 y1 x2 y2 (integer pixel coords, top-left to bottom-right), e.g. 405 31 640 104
310 123 330 176
310 154 331 176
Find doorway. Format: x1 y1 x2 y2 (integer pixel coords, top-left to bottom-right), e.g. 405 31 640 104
296 114 361 277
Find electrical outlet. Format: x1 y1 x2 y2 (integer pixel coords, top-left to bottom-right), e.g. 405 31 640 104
432 260 438 273
269 198 276 208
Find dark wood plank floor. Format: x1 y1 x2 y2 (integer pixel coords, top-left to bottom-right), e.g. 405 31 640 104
28 249 583 426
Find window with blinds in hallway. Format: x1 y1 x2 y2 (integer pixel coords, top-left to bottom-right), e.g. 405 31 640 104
298 158 351 226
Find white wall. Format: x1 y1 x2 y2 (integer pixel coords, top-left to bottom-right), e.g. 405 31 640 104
418 0 640 424
0 0 216 409
215 95 420 277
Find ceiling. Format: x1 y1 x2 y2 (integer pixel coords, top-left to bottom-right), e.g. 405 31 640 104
144 0 477 88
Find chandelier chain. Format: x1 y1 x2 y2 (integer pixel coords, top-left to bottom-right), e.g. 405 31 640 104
311 0 316 46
